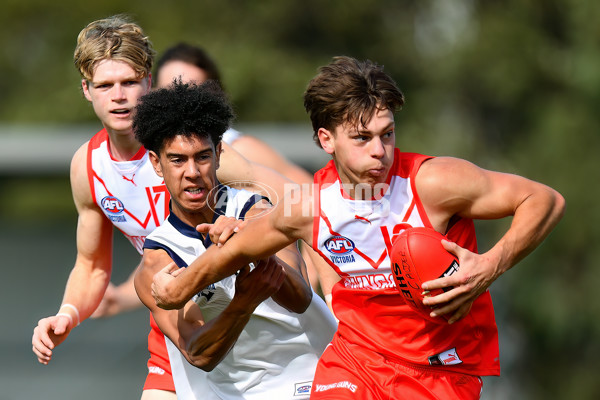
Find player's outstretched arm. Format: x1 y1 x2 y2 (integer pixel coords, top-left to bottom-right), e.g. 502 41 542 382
417 157 565 323
217 142 328 296
136 249 284 371
32 143 114 362
152 190 312 310
197 205 312 314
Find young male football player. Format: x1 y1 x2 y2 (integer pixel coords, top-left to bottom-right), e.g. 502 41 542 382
31 15 299 400
150 56 565 399
133 80 337 399
154 42 340 308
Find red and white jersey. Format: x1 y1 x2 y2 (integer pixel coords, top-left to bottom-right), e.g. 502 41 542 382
313 148 500 377
87 129 170 254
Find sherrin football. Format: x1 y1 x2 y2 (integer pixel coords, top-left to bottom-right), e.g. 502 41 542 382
390 227 459 324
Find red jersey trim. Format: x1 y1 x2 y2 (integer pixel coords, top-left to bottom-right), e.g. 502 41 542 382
406 152 434 228
87 129 168 230
86 129 108 202
312 171 347 277
106 141 146 161
322 211 388 271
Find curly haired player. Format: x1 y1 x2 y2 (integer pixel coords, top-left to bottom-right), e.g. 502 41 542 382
154 42 340 306
132 80 336 399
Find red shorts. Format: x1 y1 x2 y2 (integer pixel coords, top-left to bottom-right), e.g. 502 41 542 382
142 313 175 392
311 334 483 399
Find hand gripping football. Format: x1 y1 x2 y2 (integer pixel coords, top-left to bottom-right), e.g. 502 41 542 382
390 227 459 323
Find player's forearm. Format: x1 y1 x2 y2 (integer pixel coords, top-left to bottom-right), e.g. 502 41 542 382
270 257 312 313
166 221 291 308
162 245 250 309
186 301 254 371
488 185 565 276
61 261 111 323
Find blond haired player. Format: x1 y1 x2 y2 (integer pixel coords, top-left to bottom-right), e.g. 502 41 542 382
31 15 296 400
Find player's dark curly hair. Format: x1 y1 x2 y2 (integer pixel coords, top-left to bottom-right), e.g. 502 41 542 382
134 80 234 154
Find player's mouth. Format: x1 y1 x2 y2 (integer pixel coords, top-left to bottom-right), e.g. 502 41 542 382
110 108 131 116
184 187 206 198
367 166 387 177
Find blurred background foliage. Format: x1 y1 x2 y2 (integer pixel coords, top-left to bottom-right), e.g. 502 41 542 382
0 0 598 399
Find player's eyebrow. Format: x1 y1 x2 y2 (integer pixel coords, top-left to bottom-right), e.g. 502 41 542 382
165 147 213 159
357 121 394 135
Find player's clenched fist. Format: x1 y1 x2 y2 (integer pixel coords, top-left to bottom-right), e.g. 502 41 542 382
233 258 286 310
152 262 184 310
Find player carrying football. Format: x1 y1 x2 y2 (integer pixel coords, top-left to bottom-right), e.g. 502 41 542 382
149 56 565 399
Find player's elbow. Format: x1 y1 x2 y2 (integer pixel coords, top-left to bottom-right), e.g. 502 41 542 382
295 288 313 313
187 347 227 372
288 300 311 314
552 190 566 220
187 354 219 372
543 186 566 228
278 287 313 314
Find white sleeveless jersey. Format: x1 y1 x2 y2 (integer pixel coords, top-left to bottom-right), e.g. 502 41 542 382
87 129 170 254
144 186 338 400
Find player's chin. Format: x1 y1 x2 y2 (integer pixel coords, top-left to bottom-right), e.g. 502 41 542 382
180 196 208 212
105 119 133 133
358 176 389 196
366 167 390 181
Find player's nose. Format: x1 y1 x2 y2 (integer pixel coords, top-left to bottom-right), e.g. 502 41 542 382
370 137 385 158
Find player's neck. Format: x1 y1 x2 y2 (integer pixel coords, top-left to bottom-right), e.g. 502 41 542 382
170 185 222 228
172 205 214 229
335 168 388 201
105 129 143 161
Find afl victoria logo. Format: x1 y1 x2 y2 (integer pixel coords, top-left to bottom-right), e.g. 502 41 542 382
101 196 125 215
325 235 355 254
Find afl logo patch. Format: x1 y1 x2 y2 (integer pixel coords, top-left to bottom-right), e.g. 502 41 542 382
294 381 312 396
101 196 125 215
325 235 355 254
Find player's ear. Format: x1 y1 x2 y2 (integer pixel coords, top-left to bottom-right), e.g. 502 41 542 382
81 79 92 102
318 127 335 155
149 150 163 177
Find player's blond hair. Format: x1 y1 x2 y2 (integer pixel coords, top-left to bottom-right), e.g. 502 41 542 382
74 14 155 82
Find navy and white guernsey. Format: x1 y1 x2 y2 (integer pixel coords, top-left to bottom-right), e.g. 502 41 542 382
144 185 338 400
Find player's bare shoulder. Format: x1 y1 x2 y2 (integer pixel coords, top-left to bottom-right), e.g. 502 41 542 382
416 157 464 186
70 141 94 210
414 157 481 230
416 157 482 200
